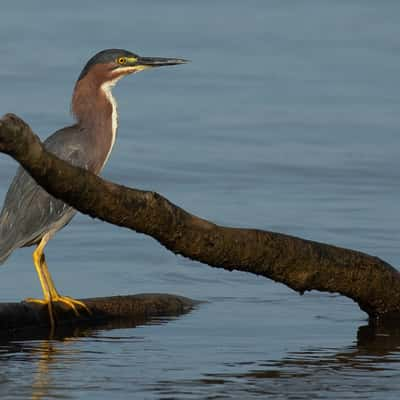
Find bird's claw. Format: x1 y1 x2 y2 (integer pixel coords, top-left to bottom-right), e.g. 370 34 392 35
24 296 91 329
24 297 48 305
52 295 92 316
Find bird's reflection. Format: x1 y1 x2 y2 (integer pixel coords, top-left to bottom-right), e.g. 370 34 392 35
30 324 114 400
31 340 54 400
0 317 177 400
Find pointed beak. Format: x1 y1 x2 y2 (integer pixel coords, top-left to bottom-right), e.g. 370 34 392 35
136 56 189 67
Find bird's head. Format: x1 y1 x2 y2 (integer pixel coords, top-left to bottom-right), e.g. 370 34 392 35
77 48 188 84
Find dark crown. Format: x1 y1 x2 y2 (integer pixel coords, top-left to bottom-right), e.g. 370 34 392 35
78 49 139 81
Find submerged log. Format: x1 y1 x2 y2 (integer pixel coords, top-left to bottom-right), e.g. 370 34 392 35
1 113 400 322
0 294 195 339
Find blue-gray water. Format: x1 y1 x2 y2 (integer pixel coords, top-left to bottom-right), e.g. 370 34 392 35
1 1 400 399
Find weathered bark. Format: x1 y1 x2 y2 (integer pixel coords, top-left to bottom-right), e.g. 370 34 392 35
1 113 400 321
0 294 195 339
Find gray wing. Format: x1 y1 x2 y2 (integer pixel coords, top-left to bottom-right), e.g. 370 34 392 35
0 124 90 264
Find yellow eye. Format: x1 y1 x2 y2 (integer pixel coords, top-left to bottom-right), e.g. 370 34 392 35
117 57 127 65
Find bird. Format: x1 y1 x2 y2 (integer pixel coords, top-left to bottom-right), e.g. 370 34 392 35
0 49 187 328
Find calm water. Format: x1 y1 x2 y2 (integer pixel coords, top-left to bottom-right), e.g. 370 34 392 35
1 1 400 399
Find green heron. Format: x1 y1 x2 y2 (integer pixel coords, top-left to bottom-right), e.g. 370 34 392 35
0 49 187 327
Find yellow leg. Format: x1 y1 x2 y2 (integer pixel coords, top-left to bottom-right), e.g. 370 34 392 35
25 233 91 328
25 233 56 327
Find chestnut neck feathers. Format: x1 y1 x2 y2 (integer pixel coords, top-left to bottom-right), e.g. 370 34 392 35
71 63 121 173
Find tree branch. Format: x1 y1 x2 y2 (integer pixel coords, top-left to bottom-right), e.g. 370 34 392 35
1 113 399 321
0 294 195 339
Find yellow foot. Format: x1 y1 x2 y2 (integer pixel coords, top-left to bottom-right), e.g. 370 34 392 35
52 295 92 317
24 296 91 328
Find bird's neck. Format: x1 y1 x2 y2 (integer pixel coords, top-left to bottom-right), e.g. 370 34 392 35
71 76 120 172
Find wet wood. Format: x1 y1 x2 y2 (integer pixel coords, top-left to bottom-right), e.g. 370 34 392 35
1 113 400 322
0 293 195 338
